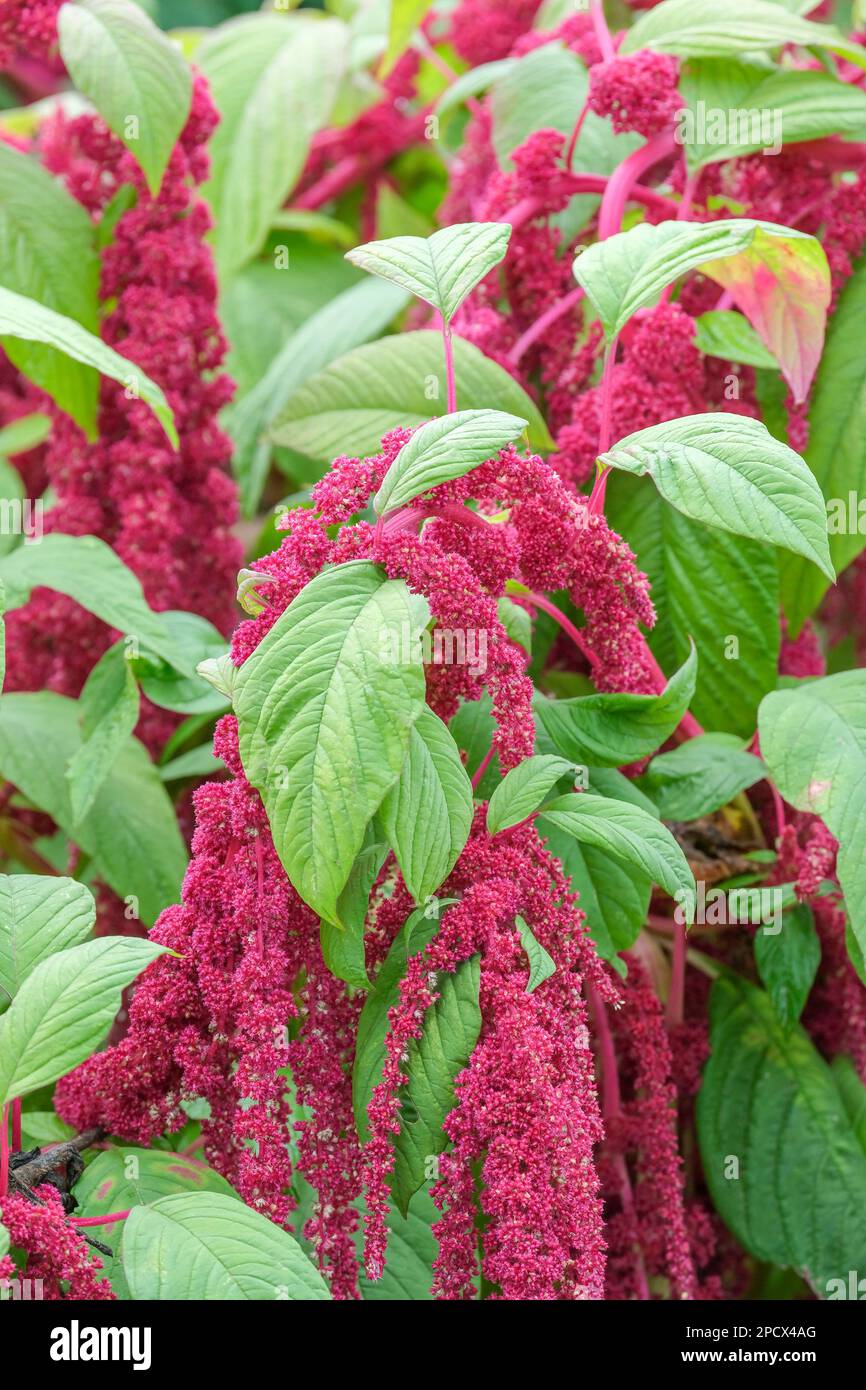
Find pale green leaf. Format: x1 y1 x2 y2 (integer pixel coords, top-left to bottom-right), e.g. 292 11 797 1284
374 408 527 514
0 874 95 1010
346 223 511 323
515 913 555 992
486 753 575 835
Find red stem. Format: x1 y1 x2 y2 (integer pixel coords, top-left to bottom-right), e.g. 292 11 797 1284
526 590 597 669
590 0 616 63
472 746 495 791
442 322 457 412
0 1103 9 1198
11 1098 21 1152
666 921 687 1028
565 99 590 169
70 1210 131 1227
509 286 585 364
598 132 676 242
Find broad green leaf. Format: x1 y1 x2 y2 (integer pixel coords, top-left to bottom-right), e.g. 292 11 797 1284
122 1192 330 1300
159 744 223 782
225 277 409 516
392 953 481 1217
374 408 527 515
0 936 168 1106
0 692 187 925
0 413 51 458
697 974 866 1295
534 644 697 767
58 0 192 195
538 812 650 965
754 903 820 1030
137 610 228 713
66 643 140 825
381 0 430 74
199 14 348 275
0 534 194 675
606 474 780 738
437 58 517 115
622 0 865 70
540 793 695 915
234 562 428 925
486 753 575 835
358 1186 438 1301
353 901 453 1142
270 329 552 461
832 1056 866 1155
320 824 388 989
515 913 555 993
573 219 830 400
759 673 866 953
72 1146 240 1295
679 62 866 171
693 310 778 369
346 223 511 323
781 255 866 633
0 461 26 560
379 707 473 905
0 874 95 1010
0 141 99 427
638 734 765 821
0 285 177 443
600 414 834 582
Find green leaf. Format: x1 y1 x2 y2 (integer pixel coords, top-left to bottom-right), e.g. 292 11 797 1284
831 1056 866 1155
436 57 517 115
693 310 778 369
0 692 188 925
58 0 193 196
0 936 168 1106
234 561 427 925
392 953 482 1217
754 903 820 1030
379 706 474 905
574 219 830 400
137 610 228 713
0 534 194 675
0 285 177 443
697 973 866 1295
0 874 95 1010
199 14 348 276
381 0 430 74
225 277 409 516
122 1192 330 1300
515 913 555 992
0 413 51 459
622 0 864 69
71 1146 240 1295
758 672 866 954
358 1186 438 1301
638 734 765 821
449 694 500 798
601 414 833 582
540 793 695 915
497 597 531 654
781 255 866 633
270 329 552 462
320 823 388 989
159 744 223 782
346 223 511 323
535 644 697 768
0 141 99 428
679 62 866 170
353 900 453 1143
66 644 140 825
606 474 780 738
537 812 650 965
486 753 576 835
374 408 527 515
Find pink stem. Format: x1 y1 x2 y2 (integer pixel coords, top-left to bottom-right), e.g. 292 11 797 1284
509 286 584 364
472 746 495 791
443 322 457 412
597 132 676 242
11 1098 21 1152
588 982 650 1300
70 1210 131 1227
666 921 687 1028
526 591 597 669
596 337 618 456
0 1104 9 1198
590 0 616 63
293 155 364 211
565 99 590 169
502 178 678 237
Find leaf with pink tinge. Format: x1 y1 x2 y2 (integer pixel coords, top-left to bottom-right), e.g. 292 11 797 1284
699 224 830 404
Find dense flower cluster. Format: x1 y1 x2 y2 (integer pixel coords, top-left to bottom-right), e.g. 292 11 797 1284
3 72 240 743
0 1186 115 1299
588 53 681 138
